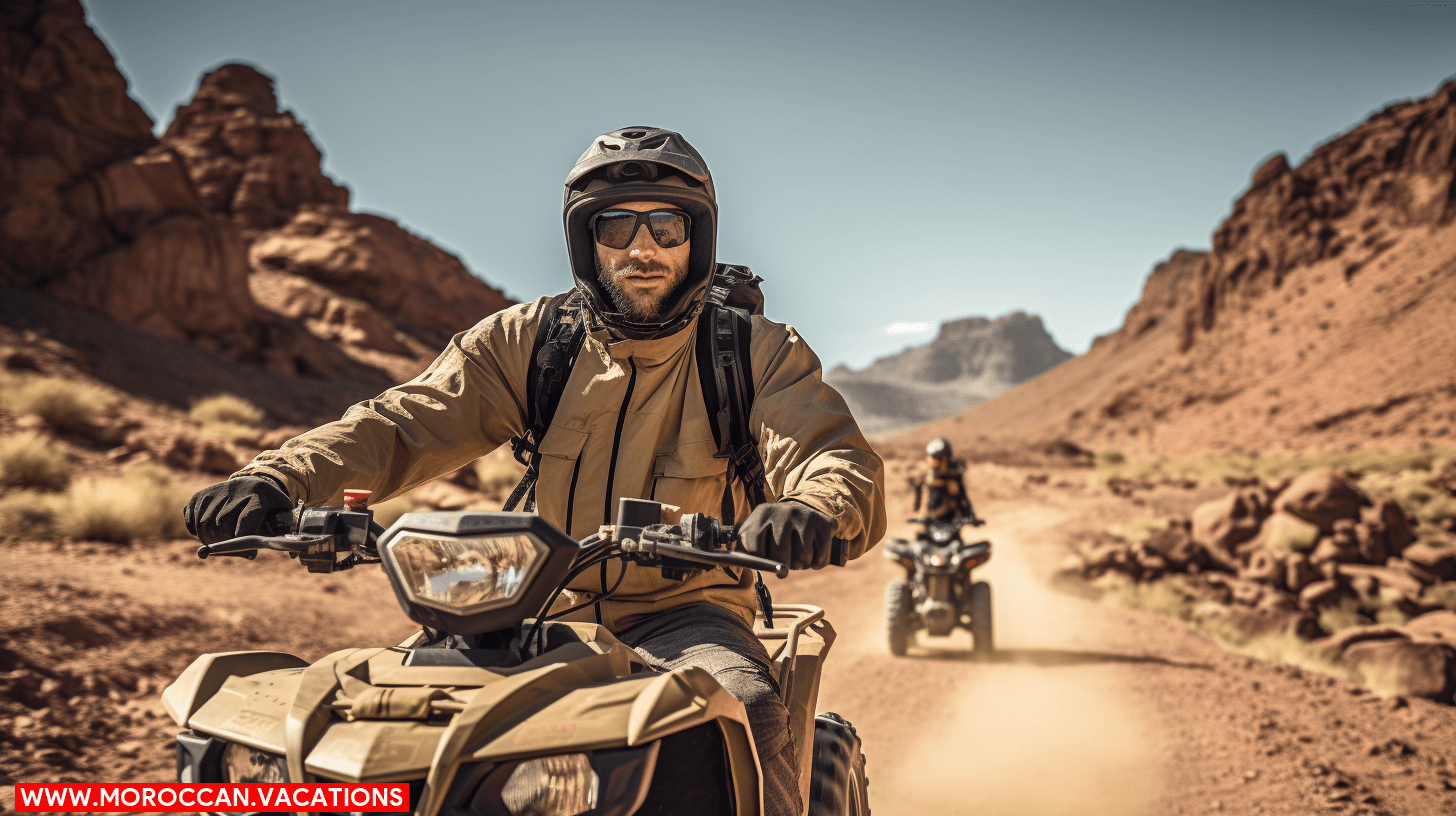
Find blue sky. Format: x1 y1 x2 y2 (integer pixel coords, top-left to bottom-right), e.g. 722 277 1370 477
86 0 1456 369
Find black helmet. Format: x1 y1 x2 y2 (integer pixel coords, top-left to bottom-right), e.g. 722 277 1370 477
926 438 952 460
563 126 717 339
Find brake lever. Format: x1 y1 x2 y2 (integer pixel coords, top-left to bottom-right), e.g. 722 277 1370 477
196 533 333 560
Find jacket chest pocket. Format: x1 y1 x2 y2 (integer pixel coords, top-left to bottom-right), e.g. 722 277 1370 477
650 453 729 516
534 426 589 536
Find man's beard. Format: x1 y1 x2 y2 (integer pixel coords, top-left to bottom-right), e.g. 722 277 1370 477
596 257 690 321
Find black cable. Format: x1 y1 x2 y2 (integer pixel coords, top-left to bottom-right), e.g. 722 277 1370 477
524 544 623 654
545 556 630 621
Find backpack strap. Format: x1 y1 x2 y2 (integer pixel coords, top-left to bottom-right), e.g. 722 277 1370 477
695 273 768 523
505 290 587 512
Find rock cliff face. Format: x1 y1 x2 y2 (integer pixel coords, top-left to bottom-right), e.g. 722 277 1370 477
918 79 1456 459
161 63 514 350
160 63 350 237
827 311 1073 434
0 0 258 355
1 1 513 379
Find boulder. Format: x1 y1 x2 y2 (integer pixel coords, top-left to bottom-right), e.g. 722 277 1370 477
1256 511 1321 554
1310 535 1362 566
1273 470 1370 532
1402 542 1456 581
1285 553 1320 594
1314 624 1409 658
1241 548 1285 587
1299 578 1356 611
1404 610 1456 645
1342 639 1456 702
1363 498 1416 555
1192 490 1268 562
1334 564 1426 601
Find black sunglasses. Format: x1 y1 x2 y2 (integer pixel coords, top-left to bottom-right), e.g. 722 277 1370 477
590 209 692 250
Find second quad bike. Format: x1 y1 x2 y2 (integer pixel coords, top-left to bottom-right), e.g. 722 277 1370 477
882 515 993 657
163 494 870 816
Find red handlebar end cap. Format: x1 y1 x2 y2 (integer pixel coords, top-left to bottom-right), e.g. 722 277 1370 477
343 489 372 509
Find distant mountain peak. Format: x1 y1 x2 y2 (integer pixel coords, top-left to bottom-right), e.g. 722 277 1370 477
828 311 1072 433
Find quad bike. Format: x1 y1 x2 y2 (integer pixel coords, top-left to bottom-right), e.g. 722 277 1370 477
882 515 993 657
163 494 870 816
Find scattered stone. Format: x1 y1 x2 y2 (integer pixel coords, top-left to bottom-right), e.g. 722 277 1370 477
1342 639 1456 702
1273 470 1371 532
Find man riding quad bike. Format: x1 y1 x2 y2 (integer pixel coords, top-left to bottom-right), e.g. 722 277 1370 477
184 127 886 816
884 438 993 657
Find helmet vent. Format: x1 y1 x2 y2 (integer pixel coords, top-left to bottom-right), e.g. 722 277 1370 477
621 130 648 139
640 135 669 150
605 161 659 182
599 141 621 151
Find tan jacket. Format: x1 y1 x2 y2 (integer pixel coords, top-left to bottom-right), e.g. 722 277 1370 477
237 296 886 631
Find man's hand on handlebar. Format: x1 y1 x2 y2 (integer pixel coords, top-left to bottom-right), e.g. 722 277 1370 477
738 501 839 571
183 476 293 545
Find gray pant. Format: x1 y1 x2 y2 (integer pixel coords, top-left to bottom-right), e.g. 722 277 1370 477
617 604 802 816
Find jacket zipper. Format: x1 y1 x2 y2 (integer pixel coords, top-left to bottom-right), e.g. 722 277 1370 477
564 456 582 535
602 357 637 527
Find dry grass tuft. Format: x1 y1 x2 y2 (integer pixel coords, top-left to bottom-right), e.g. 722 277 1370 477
190 394 267 444
1097 446 1456 486
57 460 191 543
0 489 64 538
190 394 265 428
0 433 72 490
2 375 117 433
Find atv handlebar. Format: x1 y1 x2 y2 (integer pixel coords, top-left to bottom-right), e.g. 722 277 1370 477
908 516 985 527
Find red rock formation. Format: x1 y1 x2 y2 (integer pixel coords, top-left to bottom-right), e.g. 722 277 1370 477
162 64 514 347
0 0 259 354
918 78 1456 458
160 63 349 236
249 205 514 347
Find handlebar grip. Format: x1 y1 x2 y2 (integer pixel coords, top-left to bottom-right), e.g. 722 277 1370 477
830 537 849 568
267 508 295 534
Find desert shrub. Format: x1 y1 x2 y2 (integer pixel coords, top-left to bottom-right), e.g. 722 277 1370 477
0 489 63 538
1318 598 1369 634
57 460 191 543
190 394 266 444
2 376 116 433
1108 576 1195 621
0 433 72 490
189 394 265 428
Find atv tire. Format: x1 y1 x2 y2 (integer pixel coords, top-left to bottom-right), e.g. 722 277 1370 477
968 580 994 657
884 580 913 657
808 712 870 816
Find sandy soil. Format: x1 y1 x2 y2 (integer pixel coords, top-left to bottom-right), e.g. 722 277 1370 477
3 463 1455 815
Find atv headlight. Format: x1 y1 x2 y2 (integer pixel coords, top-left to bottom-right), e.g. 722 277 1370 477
221 742 286 783
386 533 546 614
500 754 599 816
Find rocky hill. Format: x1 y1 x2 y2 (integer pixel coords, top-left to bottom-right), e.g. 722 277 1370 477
913 77 1456 460
1 0 512 399
827 311 1073 433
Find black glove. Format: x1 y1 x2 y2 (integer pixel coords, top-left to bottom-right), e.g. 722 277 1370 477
738 501 838 570
183 476 293 545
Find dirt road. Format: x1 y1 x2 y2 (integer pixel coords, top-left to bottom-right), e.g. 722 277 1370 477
4 472 1456 814
781 480 1456 816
